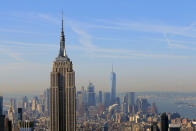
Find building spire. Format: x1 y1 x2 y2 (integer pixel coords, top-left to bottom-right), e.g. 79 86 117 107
58 10 66 57
62 10 64 33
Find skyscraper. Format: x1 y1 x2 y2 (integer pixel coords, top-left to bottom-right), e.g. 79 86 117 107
22 96 28 110
127 92 135 106
10 98 16 113
127 92 135 113
17 108 22 121
32 96 38 111
0 95 3 115
76 91 83 109
81 86 87 105
0 115 5 131
104 92 111 107
136 98 150 113
122 95 128 114
110 66 116 104
87 83 96 106
44 88 50 115
50 15 76 131
0 95 4 131
98 91 103 104
160 112 168 131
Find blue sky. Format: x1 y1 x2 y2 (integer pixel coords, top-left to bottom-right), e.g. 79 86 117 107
1 0 196 94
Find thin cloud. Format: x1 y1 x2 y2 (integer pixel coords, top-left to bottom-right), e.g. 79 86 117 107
0 48 23 61
37 13 60 24
163 33 196 50
85 19 196 38
0 40 56 48
168 43 196 50
0 12 193 59
70 25 189 59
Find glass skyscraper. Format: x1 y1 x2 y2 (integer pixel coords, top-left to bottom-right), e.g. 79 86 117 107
110 67 116 105
87 83 96 106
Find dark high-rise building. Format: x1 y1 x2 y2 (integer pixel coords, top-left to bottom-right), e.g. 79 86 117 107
50 15 76 131
102 122 108 131
0 95 3 115
151 122 159 131
116 97 120 106
98 91 103 104
18 108 22 121
87 83 96 106
4 117 12 131
0 95 5 131
110 67 116 104
104 92 110 107
160 112 168 131
0 115 5 131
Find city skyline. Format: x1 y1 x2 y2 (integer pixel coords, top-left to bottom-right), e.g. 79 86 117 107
1 1 196 94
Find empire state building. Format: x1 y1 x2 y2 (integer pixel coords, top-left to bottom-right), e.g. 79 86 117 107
50 16 76 131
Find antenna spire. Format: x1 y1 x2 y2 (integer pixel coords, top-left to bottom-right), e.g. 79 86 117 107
58 10 66 57
62 9 64 33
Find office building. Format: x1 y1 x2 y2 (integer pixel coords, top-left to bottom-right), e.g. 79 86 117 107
87 83 96 106
4 117 12 131
0 95 3 115
22 96 28 110
160 112 168 131
18 120 34 131
98 91 103 104
44 88 50 115
50 15 76 131
110 67 116 104
136 98 150 113
127 92 135 113
18 108 22 121
104 92 111 107
122 95 128 114
0 115 5 131
81 86 87 105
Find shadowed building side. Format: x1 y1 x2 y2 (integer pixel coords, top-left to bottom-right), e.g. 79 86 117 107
160 112 168 131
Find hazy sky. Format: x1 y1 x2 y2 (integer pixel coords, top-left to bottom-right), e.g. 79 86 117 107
1 0 196 95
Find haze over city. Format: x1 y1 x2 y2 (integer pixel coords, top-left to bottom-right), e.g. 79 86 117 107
1 1 196 95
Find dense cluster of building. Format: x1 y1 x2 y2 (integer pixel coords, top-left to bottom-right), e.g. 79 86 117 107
1 87 196 131
0 89 50 130
75 87 196 131
1 15 196 131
